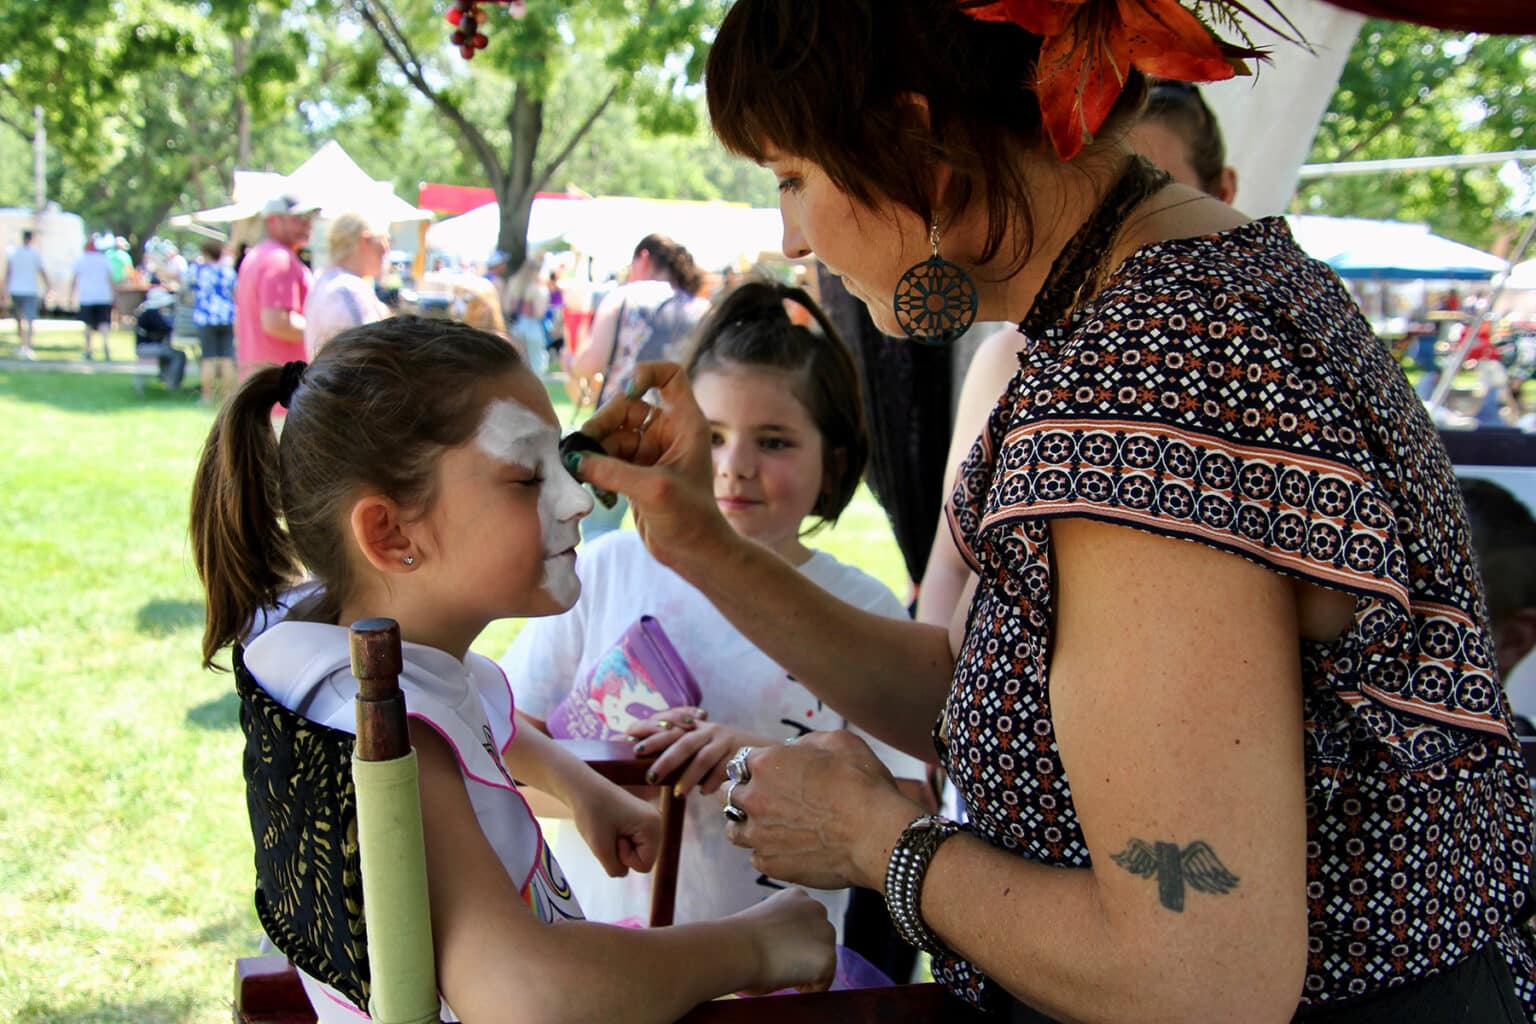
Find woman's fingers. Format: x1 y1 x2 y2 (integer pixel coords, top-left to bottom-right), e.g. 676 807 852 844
579 361 690 448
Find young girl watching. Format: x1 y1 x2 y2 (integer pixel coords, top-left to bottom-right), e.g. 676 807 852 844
503 282 930 939
190 316 834 1024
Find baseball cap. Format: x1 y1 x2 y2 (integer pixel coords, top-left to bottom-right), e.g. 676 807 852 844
487 248 510 267
261 193 321 217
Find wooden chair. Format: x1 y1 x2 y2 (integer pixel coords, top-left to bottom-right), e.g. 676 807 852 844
233 621 946 1023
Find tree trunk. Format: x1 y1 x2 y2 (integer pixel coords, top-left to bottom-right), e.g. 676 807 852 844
494 82 544 272
231 33 251 174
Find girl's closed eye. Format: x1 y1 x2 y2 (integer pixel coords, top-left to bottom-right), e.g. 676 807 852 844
759 435 793 451
776 176 803 195
505 469 543 488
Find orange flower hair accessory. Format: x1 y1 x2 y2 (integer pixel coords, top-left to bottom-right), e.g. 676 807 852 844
958 0 1281 160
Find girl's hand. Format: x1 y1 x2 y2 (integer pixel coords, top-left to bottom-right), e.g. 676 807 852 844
724 732 922 892
570 775 662 878
729 888 837 995
629 713 775 796
570 362 734 572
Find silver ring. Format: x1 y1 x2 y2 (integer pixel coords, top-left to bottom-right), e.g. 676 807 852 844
722 779 747 824
725 746 754 785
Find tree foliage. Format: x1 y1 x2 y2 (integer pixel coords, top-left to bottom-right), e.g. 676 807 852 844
1296 21 1535 252
348 0 728 268
0 0 318 254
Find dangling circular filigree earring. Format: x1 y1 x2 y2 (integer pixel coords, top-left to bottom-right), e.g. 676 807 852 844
892 218 978 346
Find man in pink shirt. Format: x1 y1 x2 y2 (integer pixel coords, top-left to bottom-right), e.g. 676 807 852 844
235 193 317 377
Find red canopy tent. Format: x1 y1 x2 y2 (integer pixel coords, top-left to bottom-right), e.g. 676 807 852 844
1319 0 1532 33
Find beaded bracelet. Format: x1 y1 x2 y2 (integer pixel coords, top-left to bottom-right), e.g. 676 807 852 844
883 813 964 956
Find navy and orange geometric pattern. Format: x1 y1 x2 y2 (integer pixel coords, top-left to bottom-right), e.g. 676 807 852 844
933 218 1535 1013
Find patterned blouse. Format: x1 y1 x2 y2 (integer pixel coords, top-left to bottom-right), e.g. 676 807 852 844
936 217 1535 1014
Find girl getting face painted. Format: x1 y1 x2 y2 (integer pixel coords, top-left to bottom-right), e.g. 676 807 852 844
191 317 838 1023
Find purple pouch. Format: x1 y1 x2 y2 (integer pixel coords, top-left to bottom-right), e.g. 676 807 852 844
546 616 703 740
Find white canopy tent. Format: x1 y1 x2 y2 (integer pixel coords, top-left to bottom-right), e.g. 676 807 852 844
426 195 784 279
426 195 596 264
170 141 433 267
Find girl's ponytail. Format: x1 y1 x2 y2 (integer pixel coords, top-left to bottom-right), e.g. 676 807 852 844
190 367 302 669
636 234 705 296
666 244 704 296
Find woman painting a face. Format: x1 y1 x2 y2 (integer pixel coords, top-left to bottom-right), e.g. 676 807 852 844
568 2 1536 1021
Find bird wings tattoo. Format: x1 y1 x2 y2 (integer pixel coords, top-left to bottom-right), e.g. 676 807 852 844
1111 839 1240 912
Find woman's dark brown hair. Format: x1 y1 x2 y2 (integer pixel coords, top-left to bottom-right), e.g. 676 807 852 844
706 0 1148 269
683 279 869 532
190 316 522 668
635 233 704 295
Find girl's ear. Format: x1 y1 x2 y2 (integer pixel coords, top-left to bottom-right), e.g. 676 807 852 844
349 495 418 573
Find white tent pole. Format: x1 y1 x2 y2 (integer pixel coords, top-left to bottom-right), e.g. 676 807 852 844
1426 211 1536 414
1299 150 1536 178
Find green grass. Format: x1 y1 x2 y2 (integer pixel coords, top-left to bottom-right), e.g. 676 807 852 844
0 328 907 1023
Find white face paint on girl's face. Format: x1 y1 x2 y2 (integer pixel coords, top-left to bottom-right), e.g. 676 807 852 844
475 399 592 609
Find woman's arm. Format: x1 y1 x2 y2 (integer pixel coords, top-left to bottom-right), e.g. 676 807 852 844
732 521 1308 1024
413 721 835 1024
915 326 1026 629
574 362 953 756
570 291 621 383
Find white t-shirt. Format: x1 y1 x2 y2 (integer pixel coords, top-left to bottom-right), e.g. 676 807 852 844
6 245 44 296
303 266 388 358
72 251 115 306
244 610 582 1023
501 531 927 938
1505 647 1536 724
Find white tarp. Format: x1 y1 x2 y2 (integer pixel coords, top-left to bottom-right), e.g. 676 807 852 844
427 195 784 276
1201 0 1365 217
1507 259 1536 291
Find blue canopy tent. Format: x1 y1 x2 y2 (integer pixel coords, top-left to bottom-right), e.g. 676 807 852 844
1286 215 1507 281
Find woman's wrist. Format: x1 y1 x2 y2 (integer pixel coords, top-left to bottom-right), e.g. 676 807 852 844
883 813 966 957
658 512 752 585
848 787 928 891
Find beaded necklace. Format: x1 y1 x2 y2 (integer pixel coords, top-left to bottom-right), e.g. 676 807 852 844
1021 155 1173 337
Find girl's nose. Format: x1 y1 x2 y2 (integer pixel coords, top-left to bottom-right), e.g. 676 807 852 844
716 439 755 479
550 472 594 522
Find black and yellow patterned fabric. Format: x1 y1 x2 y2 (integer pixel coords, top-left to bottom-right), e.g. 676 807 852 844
235 645 371 1012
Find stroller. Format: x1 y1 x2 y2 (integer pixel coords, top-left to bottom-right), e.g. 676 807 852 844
134 287 187 390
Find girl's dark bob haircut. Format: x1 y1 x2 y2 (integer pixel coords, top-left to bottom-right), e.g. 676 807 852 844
684 279 869 532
